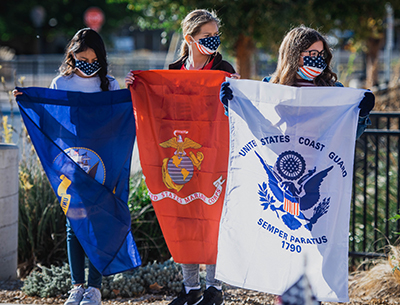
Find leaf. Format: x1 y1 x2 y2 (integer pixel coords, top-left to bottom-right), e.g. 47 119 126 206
390 214 400 221
149 282 163 291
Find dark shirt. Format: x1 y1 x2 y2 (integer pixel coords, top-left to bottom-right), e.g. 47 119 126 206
169 52 236 73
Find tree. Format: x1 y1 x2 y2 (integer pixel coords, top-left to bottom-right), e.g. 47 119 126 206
0 0 138 54
111 0 310 79
7 0 397 82
112 0 399 84
319 1 399 87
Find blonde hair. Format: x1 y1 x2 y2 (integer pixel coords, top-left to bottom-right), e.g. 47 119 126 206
270 25 337 86
179 9 220 57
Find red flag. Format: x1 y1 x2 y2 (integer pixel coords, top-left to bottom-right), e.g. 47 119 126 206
130 70 230 264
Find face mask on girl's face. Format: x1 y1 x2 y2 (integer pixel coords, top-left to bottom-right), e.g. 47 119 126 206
297 55 327 81
75 60 101 77
192 35 221 55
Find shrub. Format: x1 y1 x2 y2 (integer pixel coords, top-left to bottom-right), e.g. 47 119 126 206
22 264 71 297
18 155 67 276
129 178 171 263
22 259 183 298
18 154 170 273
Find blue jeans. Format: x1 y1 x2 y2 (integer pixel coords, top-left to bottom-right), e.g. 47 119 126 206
66 219 102 288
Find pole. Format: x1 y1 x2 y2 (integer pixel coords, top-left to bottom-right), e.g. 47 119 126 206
385 3 394 84
0 144 19 280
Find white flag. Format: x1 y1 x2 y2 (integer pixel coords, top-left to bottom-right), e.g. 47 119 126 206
216 79 366 302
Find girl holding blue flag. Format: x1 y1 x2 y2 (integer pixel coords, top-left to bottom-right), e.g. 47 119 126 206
14 28 120 305
55 28 120 305
49 28 119 93
220 25 374 139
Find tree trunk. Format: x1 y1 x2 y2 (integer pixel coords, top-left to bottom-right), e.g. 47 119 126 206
235 34 255 79
365 36 384 88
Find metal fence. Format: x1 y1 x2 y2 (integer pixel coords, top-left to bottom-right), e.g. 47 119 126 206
0 52 169 110
350 112 400 259
1 52 400 262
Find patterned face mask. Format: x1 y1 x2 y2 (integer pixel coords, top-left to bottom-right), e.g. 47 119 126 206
193 35 221 55
75 59 101 77
297 56 327 81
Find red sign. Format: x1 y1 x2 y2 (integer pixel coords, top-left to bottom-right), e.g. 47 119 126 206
84 7 105 32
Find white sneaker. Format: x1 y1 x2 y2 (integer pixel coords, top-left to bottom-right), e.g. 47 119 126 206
64 285 85 305
80 287 102 305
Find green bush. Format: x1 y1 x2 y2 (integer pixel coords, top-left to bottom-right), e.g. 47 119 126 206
18 152 170 272
128 178 171 263
18 157 67 275
102 259 182 298
22 264 71 297
350 122 400 256
22 259 183 298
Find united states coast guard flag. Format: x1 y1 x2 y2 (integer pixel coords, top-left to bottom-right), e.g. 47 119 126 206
215 79 366 302
16 87 141 276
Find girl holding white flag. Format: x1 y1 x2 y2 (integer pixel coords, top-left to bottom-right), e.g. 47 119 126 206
220 25 374 138
219 25 375 304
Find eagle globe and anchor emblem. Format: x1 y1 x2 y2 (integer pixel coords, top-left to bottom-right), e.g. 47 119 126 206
160 130 204 192
256 150 333 231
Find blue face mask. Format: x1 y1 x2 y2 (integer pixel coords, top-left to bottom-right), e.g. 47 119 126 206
75 60 101 77
193 35 221 55
297 55 327 81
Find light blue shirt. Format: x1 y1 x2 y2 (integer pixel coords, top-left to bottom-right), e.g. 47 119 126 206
49 73 120 92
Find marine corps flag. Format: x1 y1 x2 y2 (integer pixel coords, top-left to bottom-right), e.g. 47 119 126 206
16 87 141 276
130 70 229 264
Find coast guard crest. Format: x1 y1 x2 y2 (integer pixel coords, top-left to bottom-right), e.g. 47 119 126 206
256 150 332 231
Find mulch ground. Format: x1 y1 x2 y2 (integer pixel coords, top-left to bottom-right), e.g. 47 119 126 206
1 277 400 305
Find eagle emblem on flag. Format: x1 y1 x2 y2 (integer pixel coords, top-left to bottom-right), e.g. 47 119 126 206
160 130 204 192
256 150 333 231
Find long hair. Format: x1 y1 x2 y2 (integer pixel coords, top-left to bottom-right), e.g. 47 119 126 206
270 26 337 86
179 9 221 58
59 28 110 91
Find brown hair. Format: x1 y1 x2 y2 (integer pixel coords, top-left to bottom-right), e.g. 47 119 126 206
270 25 337 86
179 9 220 57
59 28 110 91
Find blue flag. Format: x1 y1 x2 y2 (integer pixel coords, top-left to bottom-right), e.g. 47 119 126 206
16 87 141 275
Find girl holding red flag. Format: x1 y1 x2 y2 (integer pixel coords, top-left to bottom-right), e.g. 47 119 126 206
167 9 240 74
126 8 239 305
168 9 239 305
